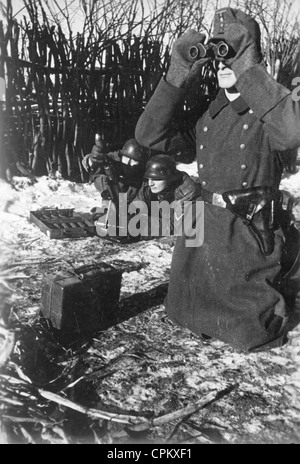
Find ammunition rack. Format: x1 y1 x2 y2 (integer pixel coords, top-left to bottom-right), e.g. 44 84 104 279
30 208 95 239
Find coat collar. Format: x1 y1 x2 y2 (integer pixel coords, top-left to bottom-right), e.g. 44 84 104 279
209 89 249 118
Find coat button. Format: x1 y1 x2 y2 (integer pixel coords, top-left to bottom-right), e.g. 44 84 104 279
241 164 247 170
242 181 248 187
199 163 204 169
243 124 249 130
200 144 204 150
249 109 253 114
203 126 208 132
240 143 246 149
201 181 207 187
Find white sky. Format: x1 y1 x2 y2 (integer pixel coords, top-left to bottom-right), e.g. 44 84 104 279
3 0 300 32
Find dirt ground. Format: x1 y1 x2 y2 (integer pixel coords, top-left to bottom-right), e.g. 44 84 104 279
0 163 300 445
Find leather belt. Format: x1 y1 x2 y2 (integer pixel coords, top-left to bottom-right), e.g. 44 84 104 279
212 193 227 208
200 188 227 209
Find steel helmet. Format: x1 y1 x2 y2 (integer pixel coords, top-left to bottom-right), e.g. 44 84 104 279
144 155 179 181
120 139 147 163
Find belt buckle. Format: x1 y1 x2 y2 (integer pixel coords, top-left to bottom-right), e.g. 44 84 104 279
212 193 226 208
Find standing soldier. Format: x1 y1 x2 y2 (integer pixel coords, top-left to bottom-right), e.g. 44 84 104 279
135 7 300 351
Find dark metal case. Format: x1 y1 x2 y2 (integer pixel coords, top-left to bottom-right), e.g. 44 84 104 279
41 263 122 335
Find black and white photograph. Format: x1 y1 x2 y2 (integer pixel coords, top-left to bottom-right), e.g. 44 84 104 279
0 0 300 446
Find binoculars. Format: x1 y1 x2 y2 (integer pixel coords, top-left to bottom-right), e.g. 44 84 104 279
189 41 230 60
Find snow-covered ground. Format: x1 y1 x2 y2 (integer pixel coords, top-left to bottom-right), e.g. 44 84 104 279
0 166 300 444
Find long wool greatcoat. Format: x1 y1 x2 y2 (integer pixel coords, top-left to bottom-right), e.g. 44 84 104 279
135 64 300 351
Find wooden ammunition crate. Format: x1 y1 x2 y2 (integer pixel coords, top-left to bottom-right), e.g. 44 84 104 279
30 208 95 239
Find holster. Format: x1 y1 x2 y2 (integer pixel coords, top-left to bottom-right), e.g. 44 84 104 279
222 186 281 256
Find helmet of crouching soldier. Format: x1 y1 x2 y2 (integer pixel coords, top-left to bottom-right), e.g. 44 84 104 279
120 139 149 163
144 155 179 182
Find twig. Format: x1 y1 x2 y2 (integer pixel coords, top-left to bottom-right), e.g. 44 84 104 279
0 281 14 291
22 238 40 247
0 396 24 406
0 274 30 291
162 384 239 441
37 389 151 427
60 376 85 391
52 426 70 444
178 423 213 444
19 425 36 444
2 415 54 427
0 328 15 367
0 273 29 279
154 384 238 427
0 374 29 386
2 211 27 218
178 431 213 444
37 384 238 433
130 383 239 433
10 364 32 384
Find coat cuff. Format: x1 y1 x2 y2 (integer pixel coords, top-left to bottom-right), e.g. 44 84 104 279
143 77 185 125
236 64 291 119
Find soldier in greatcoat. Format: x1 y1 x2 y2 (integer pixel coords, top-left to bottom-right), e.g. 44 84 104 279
135 7 300 351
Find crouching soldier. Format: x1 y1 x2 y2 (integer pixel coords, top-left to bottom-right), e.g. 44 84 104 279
130 154 202 239
94 152 201 241
82 136 150 209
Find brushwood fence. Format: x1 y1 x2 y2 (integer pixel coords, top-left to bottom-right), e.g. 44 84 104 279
0 20 168 181
0 20 217 181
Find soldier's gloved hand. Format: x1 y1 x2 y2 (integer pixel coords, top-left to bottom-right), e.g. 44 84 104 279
167 30 209 88
90 144 106 164
101 189 111 201
221 23 262 79
90 206 108 221
174 175 202 202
